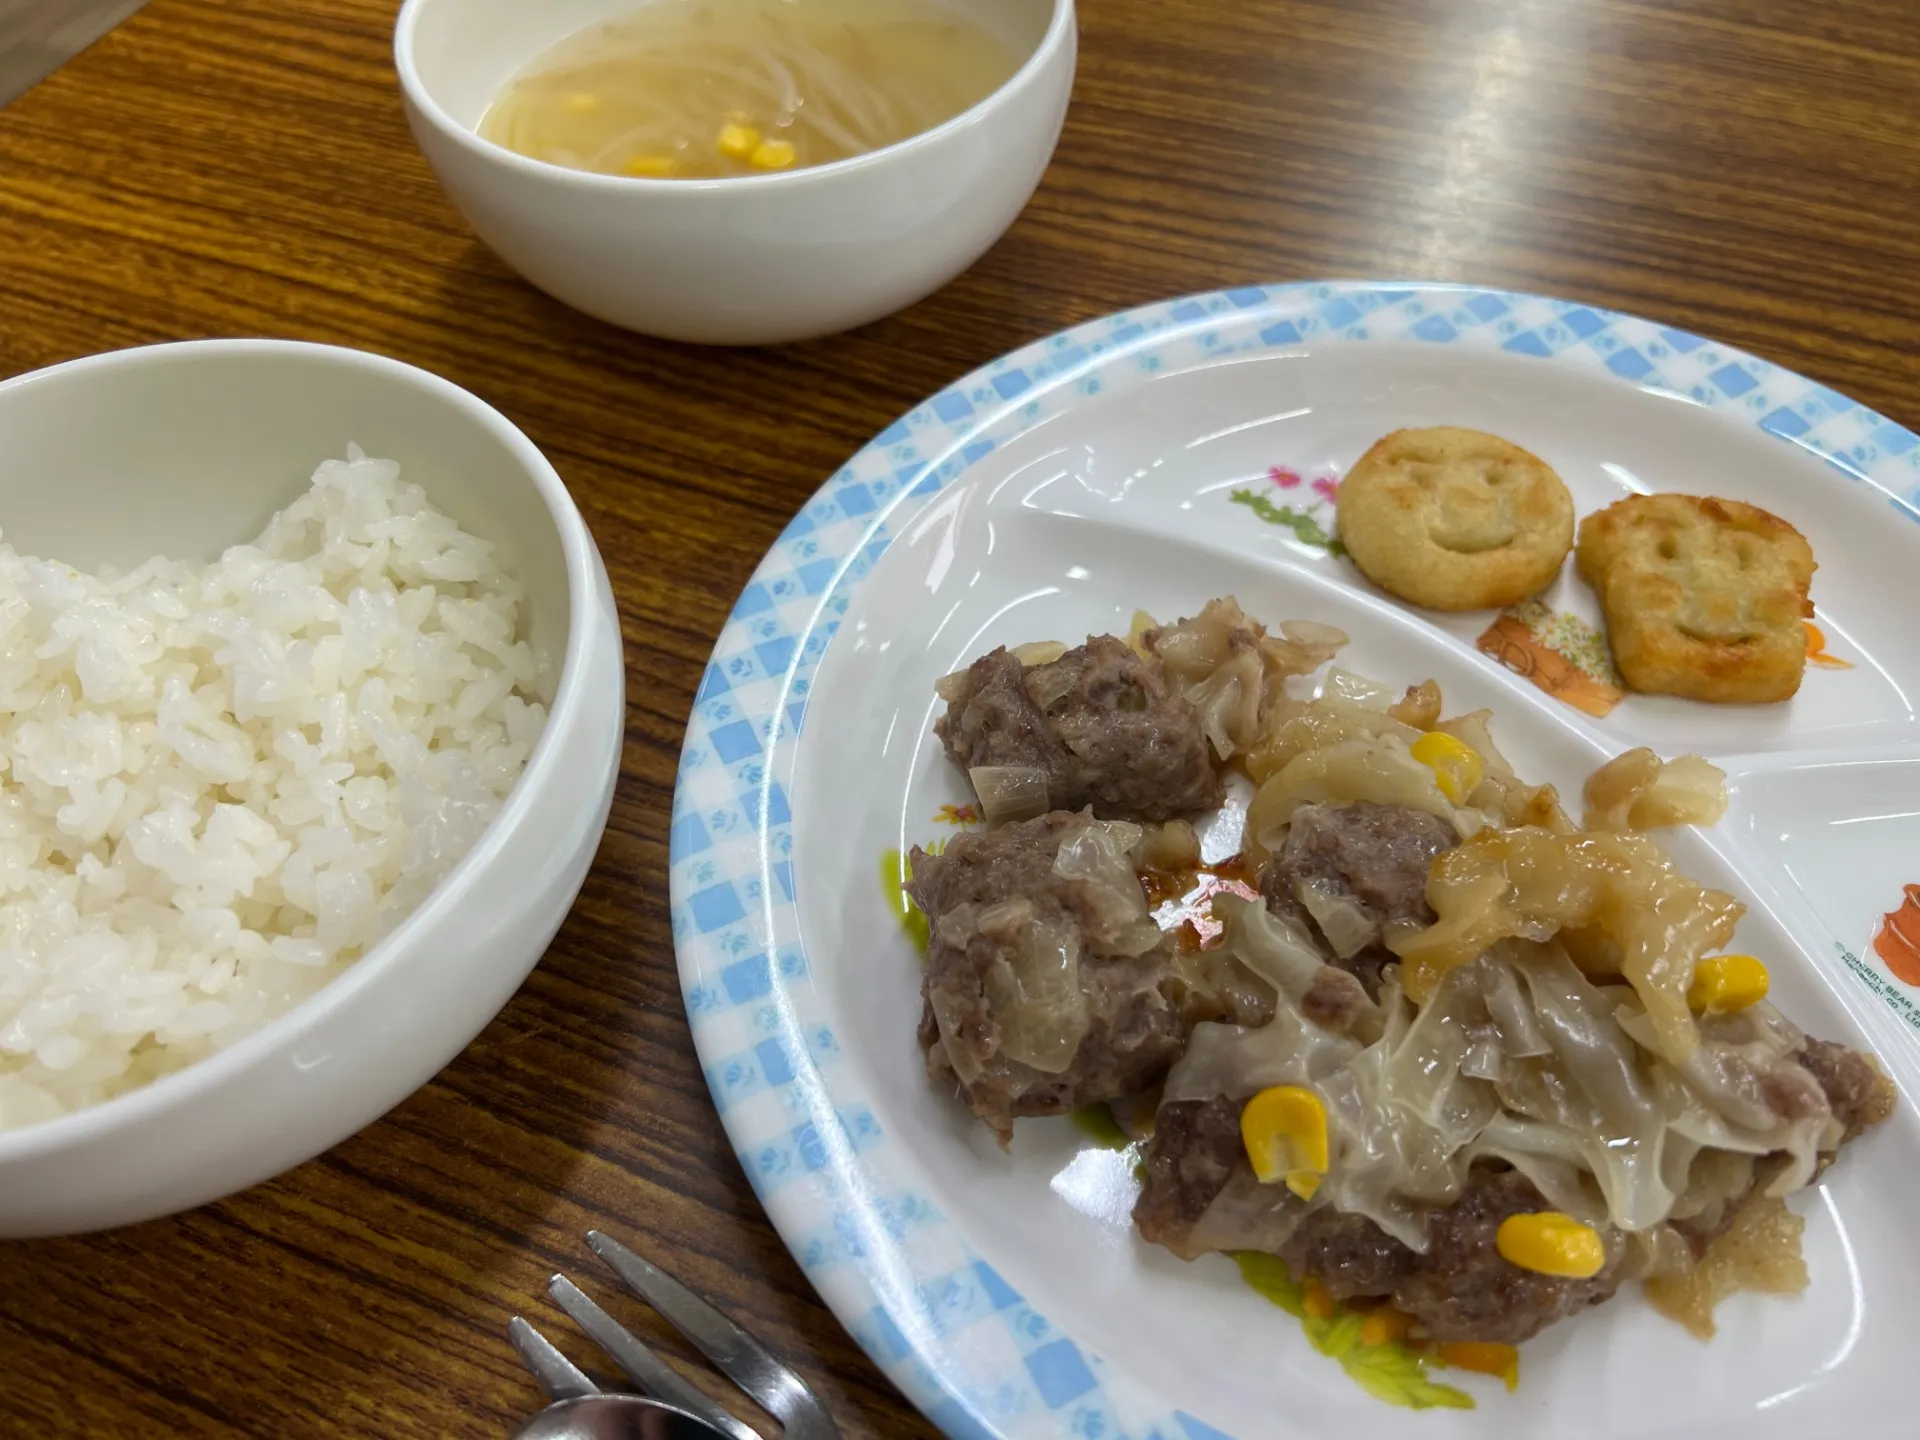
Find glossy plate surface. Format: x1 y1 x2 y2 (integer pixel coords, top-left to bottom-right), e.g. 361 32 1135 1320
671 282 1920 1438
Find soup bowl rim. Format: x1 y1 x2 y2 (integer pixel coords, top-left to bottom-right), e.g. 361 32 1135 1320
393 0 1078 194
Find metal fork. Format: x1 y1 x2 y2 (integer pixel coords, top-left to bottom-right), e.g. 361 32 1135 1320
509 1231 841 1440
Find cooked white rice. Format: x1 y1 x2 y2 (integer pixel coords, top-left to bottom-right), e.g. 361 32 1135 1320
0 448 549 1131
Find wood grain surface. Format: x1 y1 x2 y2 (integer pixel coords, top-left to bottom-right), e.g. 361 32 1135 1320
2 1 1917 1435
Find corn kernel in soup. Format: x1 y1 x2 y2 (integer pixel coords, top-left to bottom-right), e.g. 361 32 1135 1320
479 0 1025 180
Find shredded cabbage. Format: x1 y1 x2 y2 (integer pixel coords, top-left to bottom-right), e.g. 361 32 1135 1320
1245 694 1422 786
1188 647 1266 761
1297 878 1378 961
1244 735 1485 861
1388 827 1742 1063
1212 893 1326 998
1052 819 1162 956
1433 709 1573 831
1137 598 1347 761
1164 1005 1364 1105
1094 598 1865 1310
980 901 1087 1073
1167 912 1843 1249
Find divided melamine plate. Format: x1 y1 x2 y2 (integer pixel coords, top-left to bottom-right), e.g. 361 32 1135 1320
671 282 1920 1439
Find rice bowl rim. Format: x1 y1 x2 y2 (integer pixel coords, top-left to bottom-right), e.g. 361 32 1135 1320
0 338 604 1163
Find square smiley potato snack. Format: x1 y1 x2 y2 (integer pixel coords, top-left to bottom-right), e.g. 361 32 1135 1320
1576 493 1816 704
1335 427 1576 611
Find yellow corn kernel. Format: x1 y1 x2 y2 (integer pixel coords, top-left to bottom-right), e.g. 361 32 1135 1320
1240 1085 1329 1197
1410 731 1484 804
621 155 677 178
1301 1277 1336 1321
749 137 797 170
562 92 601 114
717 122 762 160
1688 953 1769 1014
1438 1341 1519 1392
1495 1212 1606 1279
1358 1308 1411 1347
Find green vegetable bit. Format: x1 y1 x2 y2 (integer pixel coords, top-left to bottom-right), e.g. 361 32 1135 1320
1070 1102 1132 1150
1229 1253 1474 1411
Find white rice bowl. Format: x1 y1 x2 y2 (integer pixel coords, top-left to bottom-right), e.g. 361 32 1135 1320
0 448 548 1131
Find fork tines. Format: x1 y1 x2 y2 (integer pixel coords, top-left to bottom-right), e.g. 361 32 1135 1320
509 1232 840 1440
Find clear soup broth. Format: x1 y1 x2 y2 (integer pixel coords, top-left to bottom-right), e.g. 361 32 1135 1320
480 0 1025 181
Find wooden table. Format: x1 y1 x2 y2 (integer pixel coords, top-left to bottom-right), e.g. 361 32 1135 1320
1 1 1916 1435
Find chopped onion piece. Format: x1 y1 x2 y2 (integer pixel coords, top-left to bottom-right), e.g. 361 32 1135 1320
1645 1193 1807 1339
1388 679 1443 729
1280 619 1349 649
934 668 972 702
1584 748 1729 832
968 766 1050 827
1322 668 1400 711
1132 819 1201 872
1125 609 1159 661
1023 661 1077 711
1011 640 1068 667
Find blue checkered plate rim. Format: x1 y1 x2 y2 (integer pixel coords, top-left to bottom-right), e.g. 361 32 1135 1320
668 280 1920 1440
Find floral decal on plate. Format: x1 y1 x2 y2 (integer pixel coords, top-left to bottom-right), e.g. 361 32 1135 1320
1806 620 1853 670
1477 599 1626 718
1230 466 1346 554
1874 884 1920 985
934 803 982 825
1231 1252 1485 1409
1479 609 1850 719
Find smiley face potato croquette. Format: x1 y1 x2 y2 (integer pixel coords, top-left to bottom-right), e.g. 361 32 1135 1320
1335 427 1575 612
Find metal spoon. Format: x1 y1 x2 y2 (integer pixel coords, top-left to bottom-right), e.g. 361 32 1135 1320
511 1395 735 1440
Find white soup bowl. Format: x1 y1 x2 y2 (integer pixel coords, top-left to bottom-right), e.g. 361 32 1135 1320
395 0 1077 344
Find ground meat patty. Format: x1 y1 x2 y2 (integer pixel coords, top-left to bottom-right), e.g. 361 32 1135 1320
1134 1102 1620 1343
1260 801 1457 998
1133 1096 1244 1248
1333 1169 1626 1344
1672 1035 1900 1254
936 636 1222 821
910 813 1271 1145
1134 1028 1888 1344
1797 1036 1896 1143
